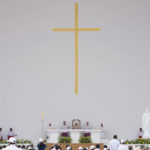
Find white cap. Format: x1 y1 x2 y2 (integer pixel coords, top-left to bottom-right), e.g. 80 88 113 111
90 145 95 150
67 146 71 150
39 138 43 142
78 147 83 150
121 139 125 144
8 137 16 144
52 148 56 150
28 146 32 150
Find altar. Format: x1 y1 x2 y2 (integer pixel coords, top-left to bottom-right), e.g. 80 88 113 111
46 129 104 143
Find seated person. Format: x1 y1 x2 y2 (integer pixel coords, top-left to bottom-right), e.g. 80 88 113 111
84 121 91 137
72 122 81 129
66 145 72 150
61 121 69 137
95 144 100 150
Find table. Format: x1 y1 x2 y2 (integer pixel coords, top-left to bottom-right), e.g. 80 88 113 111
46 129 103 143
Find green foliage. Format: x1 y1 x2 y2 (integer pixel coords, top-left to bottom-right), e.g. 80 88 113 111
125 139 150 144
0 139 32 144
79 136 92 143
58 136 72 143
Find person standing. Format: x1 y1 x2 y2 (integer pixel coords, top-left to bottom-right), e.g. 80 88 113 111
0 128 5 140
109 135 120 150
37 138 47 150
3 137 19 150
138 128 143 139
7 128 17 140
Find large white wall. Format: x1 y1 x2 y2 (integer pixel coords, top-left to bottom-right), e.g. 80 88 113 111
0 0 150 141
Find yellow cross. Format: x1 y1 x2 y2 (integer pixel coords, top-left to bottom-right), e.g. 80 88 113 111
52 3 101 95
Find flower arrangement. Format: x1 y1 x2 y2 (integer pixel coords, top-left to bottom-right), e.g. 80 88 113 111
58 136 72 143
125 139 150 144
79 136 92 143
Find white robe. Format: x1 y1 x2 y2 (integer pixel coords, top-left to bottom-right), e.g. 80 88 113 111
8 131 16 137
3 145 19 150
109 139 120 150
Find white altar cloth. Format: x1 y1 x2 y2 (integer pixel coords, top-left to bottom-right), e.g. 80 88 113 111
46 129 103 143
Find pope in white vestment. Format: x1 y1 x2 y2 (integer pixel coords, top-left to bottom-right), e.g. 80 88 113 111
109 136 120 150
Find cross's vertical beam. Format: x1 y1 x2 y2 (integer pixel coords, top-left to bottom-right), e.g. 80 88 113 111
75 3 78 94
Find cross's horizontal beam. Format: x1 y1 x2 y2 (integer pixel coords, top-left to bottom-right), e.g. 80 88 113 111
52 28 101 32
52 28 75 31
78 28 101 31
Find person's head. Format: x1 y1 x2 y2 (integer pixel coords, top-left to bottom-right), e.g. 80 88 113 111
96 144 100 149
113 135 118 139
139 128 142 132
3 145 6 149
63 121 66 126
8 137 16 145
55 144 61 150
86 121 89 126
75 123 78 126
49 123 52 127
78 147 83 150
129 146 133 150
104 145 107 148
17 145 21 148
66 146 71 150
39 138 43 144
100 123 103 128
10 128 13 131
0 128 2 132
121 139 126 144
90 145 95 150
22 145 26 149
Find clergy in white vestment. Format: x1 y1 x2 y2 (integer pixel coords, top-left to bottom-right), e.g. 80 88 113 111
84 121 91 136
0 128 5 140
61 121 69 136
7 128 17 140
118 140 128 150
109 135 120 150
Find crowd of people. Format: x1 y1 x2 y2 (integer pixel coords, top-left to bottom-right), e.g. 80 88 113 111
0 135 148 150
